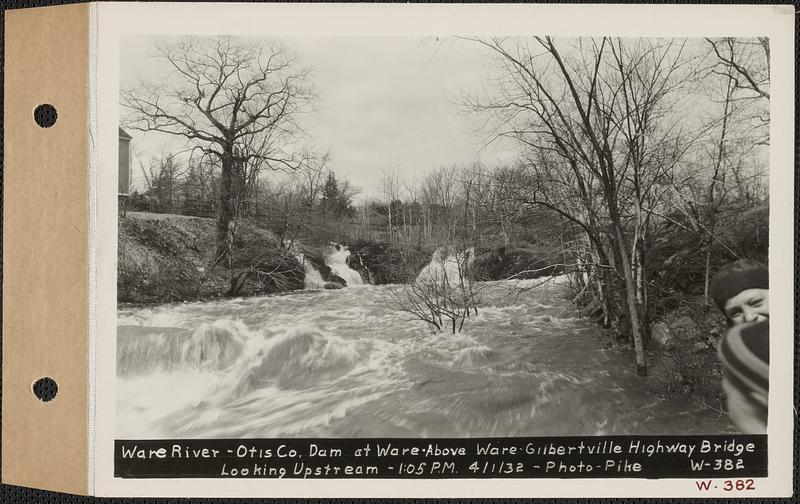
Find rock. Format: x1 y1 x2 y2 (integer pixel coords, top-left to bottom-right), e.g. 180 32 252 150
650 322 672 347
303 253 334 280
473 245 563 281
328 274 347 287
348 251 375 284
349 241 433 284
652 314 703 349
324 281 344 290
669 315 699 341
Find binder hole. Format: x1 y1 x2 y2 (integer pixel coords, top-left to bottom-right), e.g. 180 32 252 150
33 104 58 128
32 377 58 402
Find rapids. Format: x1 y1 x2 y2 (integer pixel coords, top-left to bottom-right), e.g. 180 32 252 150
292 244 364 289
116 278 733 438
326 244 364 286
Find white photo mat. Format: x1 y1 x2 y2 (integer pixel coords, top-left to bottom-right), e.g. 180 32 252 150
93 2 795 497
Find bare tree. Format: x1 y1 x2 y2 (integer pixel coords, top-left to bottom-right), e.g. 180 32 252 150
667 39 769 301
263 178 307 245
336 176 361 215
136 151 189 213
703 37 770 151
381 166 402 237
121 36 315 262
295 149 331 208
463 36 704 375
705 37 770 102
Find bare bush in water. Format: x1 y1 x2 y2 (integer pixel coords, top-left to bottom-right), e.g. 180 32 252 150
387 246 480 334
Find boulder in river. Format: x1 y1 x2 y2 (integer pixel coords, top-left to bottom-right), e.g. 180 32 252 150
328 274 347 287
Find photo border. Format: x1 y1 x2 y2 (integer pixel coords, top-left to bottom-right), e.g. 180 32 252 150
92 2 795 498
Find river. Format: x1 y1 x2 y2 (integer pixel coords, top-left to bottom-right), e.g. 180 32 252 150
116 277 733 439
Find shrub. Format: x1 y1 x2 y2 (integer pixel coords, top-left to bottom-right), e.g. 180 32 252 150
386 247 480 334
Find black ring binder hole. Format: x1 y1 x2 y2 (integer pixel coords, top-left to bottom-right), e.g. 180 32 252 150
32 377 58 402
33 104 58 128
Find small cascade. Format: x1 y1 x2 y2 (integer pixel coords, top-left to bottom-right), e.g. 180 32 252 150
416 246 475 286
294 252 327 290
325 243 364 286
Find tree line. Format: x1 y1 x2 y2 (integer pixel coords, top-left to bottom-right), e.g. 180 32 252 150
121 36 560 255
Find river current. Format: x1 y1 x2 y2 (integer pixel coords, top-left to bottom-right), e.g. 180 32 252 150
116 277 733 439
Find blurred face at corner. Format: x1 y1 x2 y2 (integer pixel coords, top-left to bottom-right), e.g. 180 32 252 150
723 289 769 325
710 260 769 326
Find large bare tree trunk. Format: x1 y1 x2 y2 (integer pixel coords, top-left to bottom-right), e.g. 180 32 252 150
216 147 236 262
703 246 712 304
637 244 649 341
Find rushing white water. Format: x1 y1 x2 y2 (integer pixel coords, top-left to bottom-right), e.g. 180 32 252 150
290 244 363 289
325 244 364 286
116 277 733 439
294 253 327 290
416 246 475 286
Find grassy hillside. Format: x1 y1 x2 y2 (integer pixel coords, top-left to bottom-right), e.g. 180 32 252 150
118 212 303 304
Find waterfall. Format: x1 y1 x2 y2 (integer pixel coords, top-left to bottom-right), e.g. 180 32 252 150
294 252 327 290
286 241 364 289
416 246 475 286
325 244 364 286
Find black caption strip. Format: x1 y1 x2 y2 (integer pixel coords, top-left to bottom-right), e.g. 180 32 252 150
115 435 766 479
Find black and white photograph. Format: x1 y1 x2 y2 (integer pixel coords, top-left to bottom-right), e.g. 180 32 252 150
114 32 772 444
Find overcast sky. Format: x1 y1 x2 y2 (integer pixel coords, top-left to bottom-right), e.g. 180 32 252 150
120 35 515 198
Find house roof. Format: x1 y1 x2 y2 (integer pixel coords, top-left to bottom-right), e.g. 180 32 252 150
119 127 132 140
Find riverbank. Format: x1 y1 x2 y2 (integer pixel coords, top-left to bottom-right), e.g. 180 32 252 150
344 240 561 286
119 212 306 303
584 293 728 410
118 212 563 303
